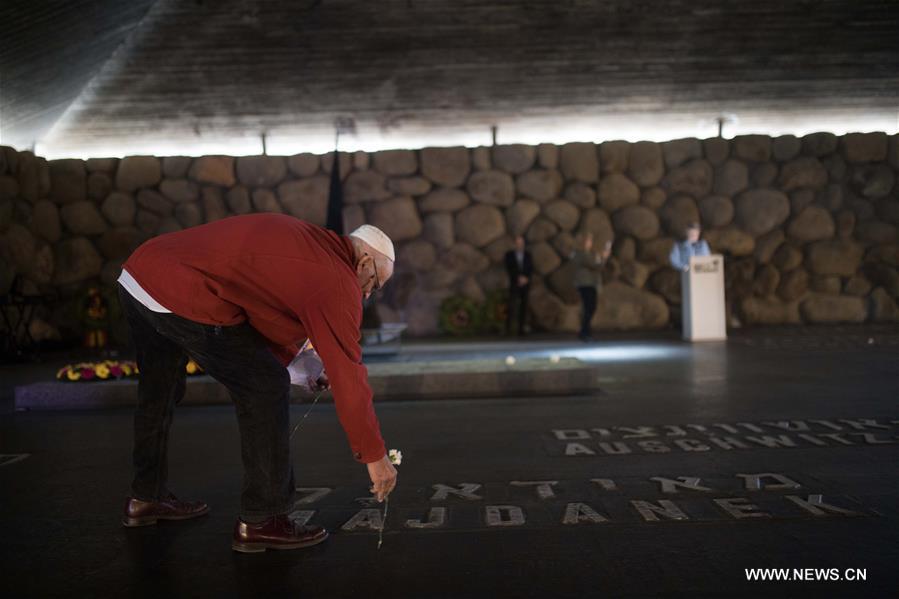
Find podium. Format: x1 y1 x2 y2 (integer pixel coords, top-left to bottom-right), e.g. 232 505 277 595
681 254 726 341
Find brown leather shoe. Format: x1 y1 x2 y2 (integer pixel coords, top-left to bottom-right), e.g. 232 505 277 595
122 493 210 527
232 515 328 553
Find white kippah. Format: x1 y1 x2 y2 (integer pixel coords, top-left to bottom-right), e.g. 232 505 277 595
349 224 395 261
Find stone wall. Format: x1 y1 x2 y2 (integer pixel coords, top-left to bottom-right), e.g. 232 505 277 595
1 133 898 340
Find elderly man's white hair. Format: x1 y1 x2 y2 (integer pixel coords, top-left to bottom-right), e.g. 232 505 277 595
349 224 395 262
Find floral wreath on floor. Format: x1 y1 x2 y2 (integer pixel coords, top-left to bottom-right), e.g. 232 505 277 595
56 359 203 382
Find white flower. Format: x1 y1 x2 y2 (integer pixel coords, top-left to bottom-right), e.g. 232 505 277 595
549 354 561 363
505 355 516 366
388 449 403 465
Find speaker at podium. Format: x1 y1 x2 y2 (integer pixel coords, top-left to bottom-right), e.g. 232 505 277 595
681 254 727 341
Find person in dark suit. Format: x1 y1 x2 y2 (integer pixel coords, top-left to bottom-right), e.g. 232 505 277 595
504 235 533 336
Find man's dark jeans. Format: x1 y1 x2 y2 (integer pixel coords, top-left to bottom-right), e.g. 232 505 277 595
118 285 295 520
506 284 529 335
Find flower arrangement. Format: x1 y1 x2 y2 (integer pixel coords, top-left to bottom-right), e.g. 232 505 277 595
56 359 203 382
438 296 481 335
481 289 510 333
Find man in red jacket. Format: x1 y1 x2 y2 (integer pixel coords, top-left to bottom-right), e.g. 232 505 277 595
116 214 397 553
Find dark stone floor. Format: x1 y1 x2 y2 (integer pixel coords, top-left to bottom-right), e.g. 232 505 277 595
1 327 897 598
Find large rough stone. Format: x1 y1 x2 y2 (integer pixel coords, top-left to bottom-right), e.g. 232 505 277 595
398 240 437 271
0 176 18 202
188 156 235 186
278 176 329 224
619 260 651 288
87 172 112 201
101 192 136 227
201 187 228 222
506 199 541 235
455 204 505 247
136 189 173 216
649 267 680 303
468 171 515 206
96 227 143 260
472 147 491 172
713 160 748 196
857 220 898 244
810 275 840 295
639 237 676 266
627 142 664 186
787 206 835 242
772 135 801 162
444 243 490 273
662 138 702 168
526 217 559 243
551 231 577 259
340 205 363 233
847 196 875 221
516 170 563 203
660 195 700 237
236 156 287 187
159 179 200 203
157 218 182 235
779 157 828 191
818 183 843 211
85 158 117 173
597 172 639 211
702 137 730 166
877 200 899 226
733 135 771 162
16 152 40 202
851 164 895 199
777 268 809 301
32 200 61 243
48 159 87 204
564 182 596 208
865 244 899 267
578 208 614 246
0 223 36 272
529 284 580 332
320 152 352 179
548 262 579 304
741 297 801 325
806 239 864 276
752 162 778 187
801 294 866 323
559 143 598 183
175 202 203 228
600 141 629 173
641 187 666 210
790 189 816 214
704 227 755 256
421 147 470 187
344 170 391 203
771 243 803 272
864 263 899 297
54 237 102 285
373 150 418 176
60 201 107 235
492 145 536 174
664 159 713 197
537 144 559 169
842 132 888 163
735 189 790 236
252 189 283 213
823 154 848 182
162 156 191 178
387 176 431 196
543 200 580 231
891 134 899 169
0 199 11 232
224 186 251 214
287 153 320 177
27 242 54 285
613 205 660 240
699 195 734 228
530 242 561 275
595 282 669 329
419 188 470 213
802 132 838 157
368 196 422 242
116 156 162 191
844 274 872 297
870 287 899 321
753 263 780 296
353 150 370 171
423 212 454 250
484 235 514 264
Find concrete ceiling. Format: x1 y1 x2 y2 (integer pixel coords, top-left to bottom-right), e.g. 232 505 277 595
2 0 898 157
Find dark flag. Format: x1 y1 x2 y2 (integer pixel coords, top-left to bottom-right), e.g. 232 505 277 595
325 150 344 234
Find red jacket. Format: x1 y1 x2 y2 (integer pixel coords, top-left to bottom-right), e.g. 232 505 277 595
123 214 385 463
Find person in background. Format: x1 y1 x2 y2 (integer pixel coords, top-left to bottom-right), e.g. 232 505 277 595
669 222 710 272
570 232 611 342
504 235 533 336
